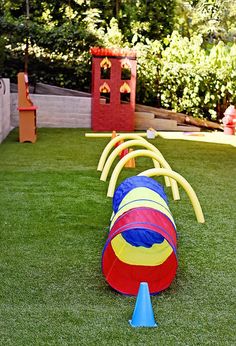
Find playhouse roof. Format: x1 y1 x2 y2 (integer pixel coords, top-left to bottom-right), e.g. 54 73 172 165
90 47 136 58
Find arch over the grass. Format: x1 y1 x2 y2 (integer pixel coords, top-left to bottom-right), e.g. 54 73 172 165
138 168 205 224
100 139 171 187
107 149 180 201
97 134 146 171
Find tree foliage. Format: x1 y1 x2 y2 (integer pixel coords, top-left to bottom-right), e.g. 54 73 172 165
157 32 236 119
0 0 236 120
175 0 236 43
0 0 175 84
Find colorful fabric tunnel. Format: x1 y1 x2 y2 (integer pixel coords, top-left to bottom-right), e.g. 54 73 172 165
101 176 178 295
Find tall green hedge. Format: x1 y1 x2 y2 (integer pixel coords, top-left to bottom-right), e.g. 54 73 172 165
2 18 236 121
135 32 236 120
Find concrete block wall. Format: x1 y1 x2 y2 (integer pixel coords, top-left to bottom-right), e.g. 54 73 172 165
10 93 91 128
0 79 12 143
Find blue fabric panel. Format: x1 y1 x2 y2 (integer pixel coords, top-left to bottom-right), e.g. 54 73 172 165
113 176 168 213
121 229 165 248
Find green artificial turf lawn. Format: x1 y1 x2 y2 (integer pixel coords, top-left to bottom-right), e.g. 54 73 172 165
0 128 235 345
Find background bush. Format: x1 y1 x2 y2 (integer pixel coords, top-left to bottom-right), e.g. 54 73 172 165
157 32 236 120
1 0 236 121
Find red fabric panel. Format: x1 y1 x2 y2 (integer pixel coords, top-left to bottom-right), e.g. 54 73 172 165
102 242 178 295
109 207 177 249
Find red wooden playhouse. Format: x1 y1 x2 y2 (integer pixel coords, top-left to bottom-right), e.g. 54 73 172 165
90 47 137 131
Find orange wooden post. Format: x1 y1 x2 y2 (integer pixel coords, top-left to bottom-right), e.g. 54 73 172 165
124 148 136 168
111 130 117 139
17 72 37 143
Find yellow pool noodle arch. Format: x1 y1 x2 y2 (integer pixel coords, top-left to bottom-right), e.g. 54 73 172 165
97 134 147 172
107 149 180 201
138 168 205 224
100 139 171 187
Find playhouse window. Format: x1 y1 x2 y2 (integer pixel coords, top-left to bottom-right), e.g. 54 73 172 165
100 82 111 104
121 59 131 80
120 82 131 104
100 57 111 79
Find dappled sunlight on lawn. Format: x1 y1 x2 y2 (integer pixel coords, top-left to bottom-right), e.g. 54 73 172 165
157 131 236 147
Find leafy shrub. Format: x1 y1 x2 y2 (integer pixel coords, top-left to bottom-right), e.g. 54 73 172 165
134 39 162 106
137 31 236 120
2 4 236 121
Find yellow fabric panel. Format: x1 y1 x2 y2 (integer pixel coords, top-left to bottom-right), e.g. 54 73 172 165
111 233 173 266
110 187 175 228
120 187 168 207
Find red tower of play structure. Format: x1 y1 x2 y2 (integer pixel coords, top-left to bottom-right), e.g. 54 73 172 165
90 47 137 131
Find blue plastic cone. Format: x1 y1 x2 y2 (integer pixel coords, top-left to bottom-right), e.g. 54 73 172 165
129 282 158 327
